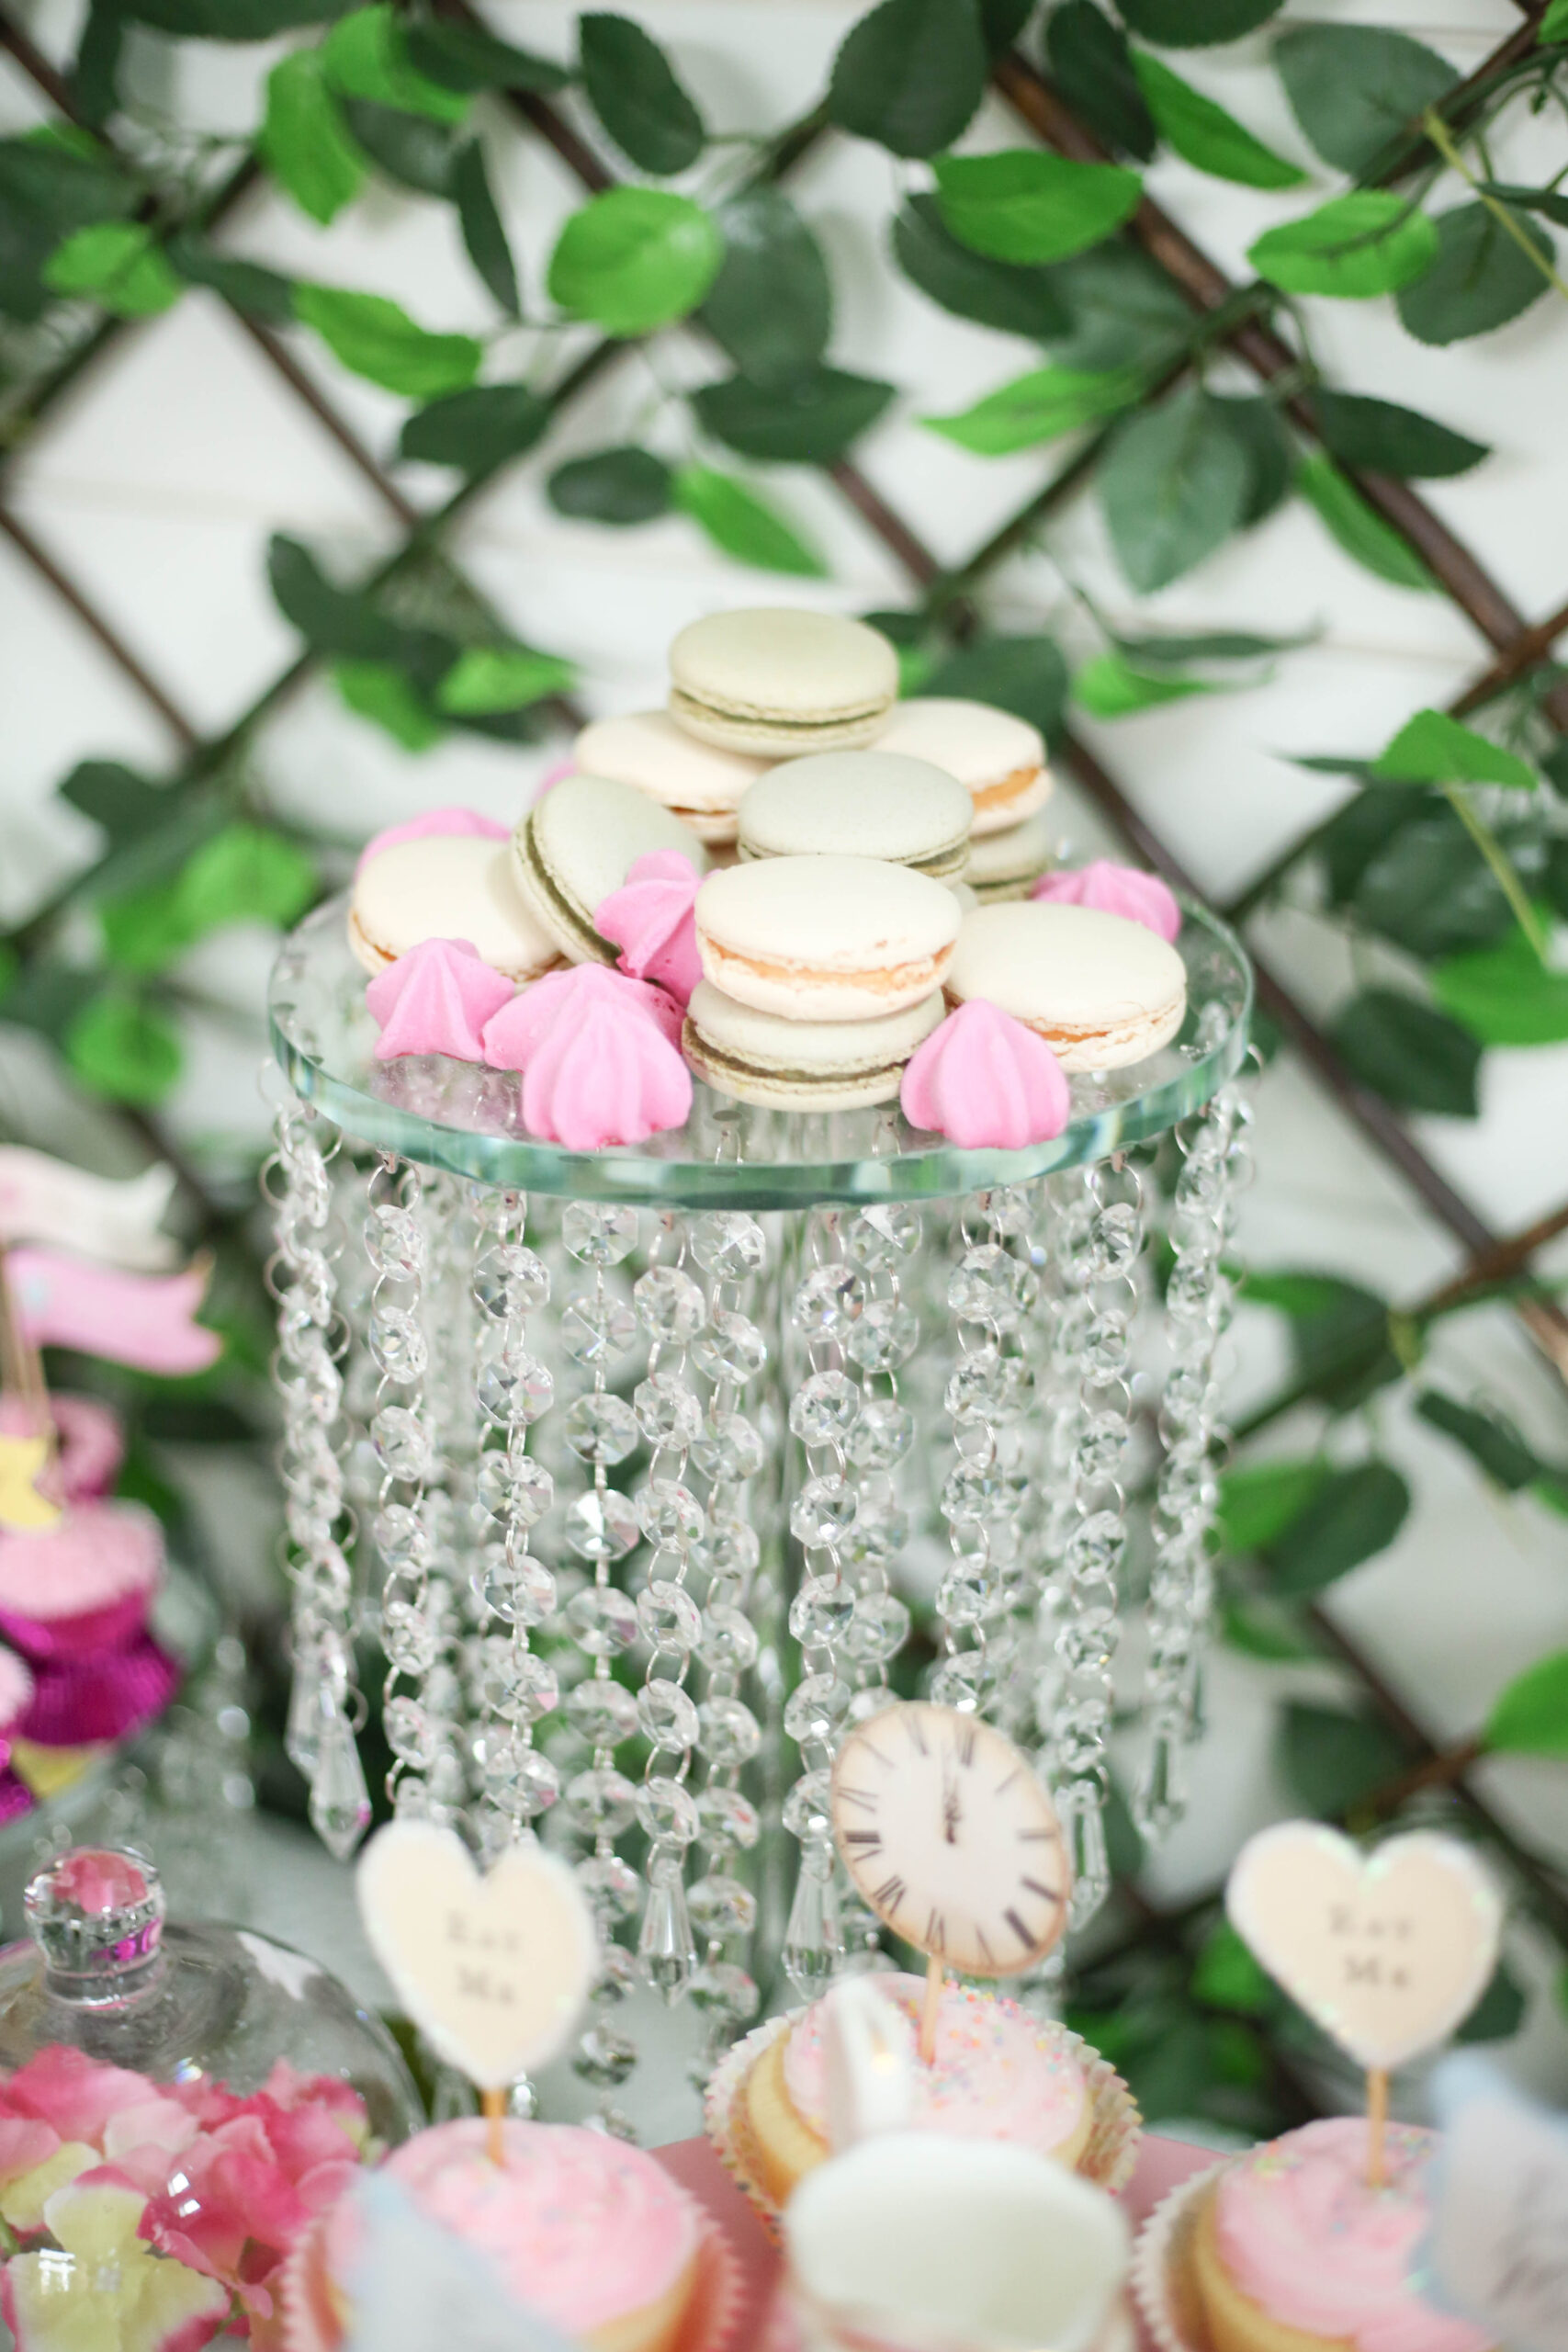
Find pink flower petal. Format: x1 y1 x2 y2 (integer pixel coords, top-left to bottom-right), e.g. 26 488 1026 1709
1029 858 1181 943
901 1001 1069 1148
7 2047 157 2147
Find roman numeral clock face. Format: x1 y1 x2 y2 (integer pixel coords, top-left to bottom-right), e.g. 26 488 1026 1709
830 1702 1071 1975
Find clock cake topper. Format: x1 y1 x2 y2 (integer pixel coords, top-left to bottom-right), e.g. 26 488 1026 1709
830 1700 1071 2060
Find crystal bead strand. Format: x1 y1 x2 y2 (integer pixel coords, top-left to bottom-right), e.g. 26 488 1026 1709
841 1207 919 1704
265 1096 368 1859
555 1204 643 2139
1135 1080 1252 1839
1051 1159 1145 1929
468 1185 559 1860
781 1209 862 1998
686 1212 768 2073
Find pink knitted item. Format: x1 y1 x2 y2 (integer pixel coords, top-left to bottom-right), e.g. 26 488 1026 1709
901 1001 1070 1148
366 938 515 1063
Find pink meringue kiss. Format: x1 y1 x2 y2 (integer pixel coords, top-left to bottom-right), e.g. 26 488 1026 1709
593 850 705 1007
901 1001 1070 1148
1030 858 1181 944
482 966 692 1150
367 938 515 1064
355 807 507 876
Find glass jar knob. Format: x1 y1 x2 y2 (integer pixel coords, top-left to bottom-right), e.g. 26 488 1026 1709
23 1847 166 2003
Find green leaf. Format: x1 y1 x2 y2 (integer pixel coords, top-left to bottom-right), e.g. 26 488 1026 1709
918 636 1069 739
1249 193 1438 300
399 383 550 473
0 130 134 320
1416 1390 1539 1493
1480 181 1568 232
43 222 181 317
924 363 1140 454
1211 394 1292 525
1043 244 1191 371
1246 1272 1403 1411
549 447 672 523
260 51 365 226
1279 1702 1408 1816
580 13 705 175
1266 1460 1412 1594
1328 987 1483 1117
1114 625 1309 667
404 21 570 95
100 881 191 977
175 824 316 933
893 195 1072 338
452 139 519 316
333 660 444 750
1456 1960 1526 2045
1484 1650 1568 1757
340 100 457 195
828 0 989 159
1131 51 1303 187
322 6 468 120
702 189 831 390
1273 26 1457 176
1373 709 1537 792
72 4 125 130
164 233 296 325
1217 1458 1329 1555
934 149 1143 265
1542 0 1568 38
1114 0 1284 43
672 465 825 575
1434 929 1568 1047
1295 455 1434 592
1396 202 1553 346
58 760 170 844
1313 391 1487 481
1100 383 1250 593
293 285 480 397
1044 4 1155 162
64 992 182 1106
1192 1920 1275 2017
981 0 1034 51
693 366 894 464
435 647 575 715
548 188 723 335
115 0 349 31
1074 651 1212 717
269 534 395 659
1352 807 1516 960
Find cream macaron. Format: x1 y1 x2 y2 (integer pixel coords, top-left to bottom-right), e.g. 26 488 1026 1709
945 902 1186 1072
571 711 768 847
669 609 897 756
965 809 1055 902
684 981 943 1111
513 774 709 966
694 855 960 1023
874 698 1051 835
738 752 972 883
349 836 560 983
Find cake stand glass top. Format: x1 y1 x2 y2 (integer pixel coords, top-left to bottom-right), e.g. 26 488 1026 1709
268 894 1252 1209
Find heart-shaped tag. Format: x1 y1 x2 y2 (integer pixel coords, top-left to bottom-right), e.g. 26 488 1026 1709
1227 1824 1502 2072
357 1822 597 2091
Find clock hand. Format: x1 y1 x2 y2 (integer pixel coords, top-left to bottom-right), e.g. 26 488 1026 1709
942 1767 961 1846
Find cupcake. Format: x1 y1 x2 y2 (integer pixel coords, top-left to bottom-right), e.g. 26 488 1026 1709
0 1500 164 1657
717 1973 1131 2213
1169 2119 1495 2352
289 2120 710 2352
0 1395 124 1503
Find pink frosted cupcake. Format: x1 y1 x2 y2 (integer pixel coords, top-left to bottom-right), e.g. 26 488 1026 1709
0 1500 164 1657
0 1395 124 1503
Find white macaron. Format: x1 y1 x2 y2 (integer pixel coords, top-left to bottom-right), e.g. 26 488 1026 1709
737 751 972 882
873 698 1051 835
512 773 710 965
683 980 943 1110
943 901 1187 1071
694 854 960 1023
669 609 898 756
571 711 768 847
348 836 560 983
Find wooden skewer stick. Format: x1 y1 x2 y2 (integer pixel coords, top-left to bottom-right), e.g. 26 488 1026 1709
481 2086 506 2168
0 1250 50 1435
1366 2066 1389 2188
919 1950 943 2065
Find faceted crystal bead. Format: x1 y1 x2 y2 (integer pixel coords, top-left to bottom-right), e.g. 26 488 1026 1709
843 1590 911 1666
844 1396 914 1471
691 1212 766 1280
564 1764 638 1838
561 1203 639 1265
637 1579 702 1653
476 1350 554 1430
561 1287 637 1368
688 1875 757 1939
365 1204 422 1276
976 1184 1034 1238
698 1606 759 1672
1075 1416 1126 1485
639 1872 696 2001
843 1498 909 1569
566 1676 638 1744
369 1311 427 1384
696 1694 761 1767
475 1452 553 1526
473 1242 549 1318
945 1351 1032 1428
381 1600 438 1676
949 1244 1040 1330
942 1462 1027 1523
784 1674 852 1747
384 1696 435 1769
594 1944 638 2004
375 1503 429 1567
637 1679 700 1754
846 1298 919 1374
783 1856 841 1999
475 1553 556 1627
845 1204 920 1271
789 1577 855 1647
475 1641 558 1724
691 1412 764 1483
310 1708 371 1861
634 1265 706 1344
636 1775 700 1845
782 1769 832 1842
936 1565 1001 1627
697 1785 761 1852
565 1586 639 1657
789 1369 860 1447
370 1406 431 1479
929 1650 998 1712
482 1736 560 1817
689 1962 760 2023
790 1476 857 1549
690 1518 760 1578
577 1852 641 1922
692 1308 767 1385
633 1372 703 1449
637 1480 704 1547
572 2024 637 2087
564 1393 639 1465
1091 1201 1141 1276
565 1488 639 1563
791 1265 863 1339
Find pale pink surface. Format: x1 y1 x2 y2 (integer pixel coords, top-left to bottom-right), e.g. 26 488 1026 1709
784 1974 1087 2157
901 1001 1070 1147
595 849 705 1006
1214 2119 1490 2352
334 2120 701 2336
355 807 507 875
1031 860 1181 944
0 1500 162 1619
0 1646 32 1733
51 1849 147 1914
483 967 691 1148
365 938 515 1063
0 1396 123 1502
9 1251 220 1377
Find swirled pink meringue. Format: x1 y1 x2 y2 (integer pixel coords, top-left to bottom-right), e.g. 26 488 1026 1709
1214 2119 1492 2352
482 966 691 1148
594 850 705 1007
901 1000 1070 1147
785 1974 1087 2157
355 807 507 875
367 938 515 1063
1030 859 1181 943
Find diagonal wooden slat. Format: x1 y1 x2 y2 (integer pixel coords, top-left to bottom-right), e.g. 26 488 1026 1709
0 505 198 746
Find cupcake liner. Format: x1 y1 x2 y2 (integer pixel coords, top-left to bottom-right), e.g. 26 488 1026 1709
1130 2158 1229 2352
0 1768 34 1826
703 2005 1143 2237
0 1589 152 1660
18 1634 179 1746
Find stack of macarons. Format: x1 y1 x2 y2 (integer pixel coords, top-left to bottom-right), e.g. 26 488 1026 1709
874 696 1055 901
